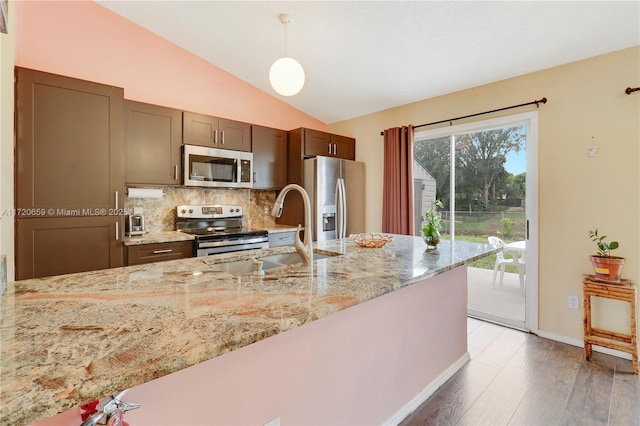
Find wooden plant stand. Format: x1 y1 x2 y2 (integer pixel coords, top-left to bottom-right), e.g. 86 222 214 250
583 275 638 374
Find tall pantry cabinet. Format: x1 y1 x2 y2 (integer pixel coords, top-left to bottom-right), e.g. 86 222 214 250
15 68 125 279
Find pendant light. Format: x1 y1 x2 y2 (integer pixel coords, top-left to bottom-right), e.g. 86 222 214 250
269 13 305 97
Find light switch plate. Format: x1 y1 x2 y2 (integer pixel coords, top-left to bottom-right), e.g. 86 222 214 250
568 295 579 310
133 207 144 215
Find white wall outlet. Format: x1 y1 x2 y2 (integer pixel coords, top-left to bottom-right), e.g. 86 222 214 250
264 417 280 426
568 295 580 310
133 207 144 215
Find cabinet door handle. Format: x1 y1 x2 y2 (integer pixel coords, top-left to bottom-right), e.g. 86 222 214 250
115 222 119 241
221 131 225 145
153 249 173 254
174 165 178 181
214 130 218 145
332 143 336 156
328 143 332 155
253 171 257 183
115 191 119 209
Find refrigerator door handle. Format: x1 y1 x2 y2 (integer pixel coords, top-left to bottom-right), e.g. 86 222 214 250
335 179 342 238
338 178 347 238
342 178 348 237
336 179 342 238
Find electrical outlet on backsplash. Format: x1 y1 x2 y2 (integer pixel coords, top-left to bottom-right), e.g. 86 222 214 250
123 187 277 233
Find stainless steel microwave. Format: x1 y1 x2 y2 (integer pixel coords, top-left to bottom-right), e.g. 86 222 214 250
183 144 253 188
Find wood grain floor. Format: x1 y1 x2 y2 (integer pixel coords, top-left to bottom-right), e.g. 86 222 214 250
400 318 640 426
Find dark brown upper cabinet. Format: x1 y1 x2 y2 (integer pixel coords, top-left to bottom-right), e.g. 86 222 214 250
276 128 356 227
295 128 356 160
15 67 125 278
302 128 332 157
125 100 182 185
330 133 356 160
292 129 356 160
183 111 251 152
287 128 357 184
15 67 124 216
251 125 287 190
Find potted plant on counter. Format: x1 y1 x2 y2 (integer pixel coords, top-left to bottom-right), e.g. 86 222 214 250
588 228 625 282
422 200 444 250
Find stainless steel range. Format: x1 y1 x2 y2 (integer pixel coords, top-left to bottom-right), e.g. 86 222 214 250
176 204 268 257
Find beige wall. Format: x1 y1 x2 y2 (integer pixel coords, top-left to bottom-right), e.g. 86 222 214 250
328 47 640 342
0 2 14 281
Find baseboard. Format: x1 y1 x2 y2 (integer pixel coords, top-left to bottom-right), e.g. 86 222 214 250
535 329 633 361
384 352 471 425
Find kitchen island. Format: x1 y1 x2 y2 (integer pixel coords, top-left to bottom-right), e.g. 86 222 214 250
0 236 496 425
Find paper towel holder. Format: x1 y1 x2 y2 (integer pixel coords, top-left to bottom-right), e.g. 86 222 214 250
126 187 165 199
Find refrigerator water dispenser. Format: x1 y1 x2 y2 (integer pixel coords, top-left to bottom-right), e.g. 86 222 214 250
323 212 336 232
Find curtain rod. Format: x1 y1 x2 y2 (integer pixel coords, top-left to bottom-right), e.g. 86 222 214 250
379 97 547 136
625 87 640 95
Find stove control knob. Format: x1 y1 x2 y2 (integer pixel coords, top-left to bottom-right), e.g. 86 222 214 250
188 209 193 214
180 209 186 214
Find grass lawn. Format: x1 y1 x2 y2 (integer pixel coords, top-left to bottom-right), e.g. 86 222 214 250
453 210 526 240
433 209 525 274
442 233 519 273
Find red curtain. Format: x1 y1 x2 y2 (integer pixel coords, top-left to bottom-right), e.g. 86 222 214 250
382 126 414 235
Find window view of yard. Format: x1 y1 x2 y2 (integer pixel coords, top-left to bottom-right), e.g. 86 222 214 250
414 124 527 274
413 119 531 326
441 209 526 272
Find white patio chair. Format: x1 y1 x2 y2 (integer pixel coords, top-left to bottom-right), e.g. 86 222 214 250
488 236 525 289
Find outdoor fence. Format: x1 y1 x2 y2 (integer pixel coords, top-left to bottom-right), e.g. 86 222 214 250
434 210 526 241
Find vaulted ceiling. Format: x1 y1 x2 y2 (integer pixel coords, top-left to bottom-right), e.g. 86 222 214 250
96 1 640 124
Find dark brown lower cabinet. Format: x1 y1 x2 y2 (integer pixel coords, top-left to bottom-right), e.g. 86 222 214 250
16 217 124 280
126 241 193 265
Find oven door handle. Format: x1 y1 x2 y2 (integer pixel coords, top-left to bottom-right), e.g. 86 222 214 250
198 237 268 249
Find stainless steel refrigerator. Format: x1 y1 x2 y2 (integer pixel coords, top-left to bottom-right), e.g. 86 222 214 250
303 156 366 241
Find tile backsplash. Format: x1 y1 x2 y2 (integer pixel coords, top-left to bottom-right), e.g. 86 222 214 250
124 187 277 233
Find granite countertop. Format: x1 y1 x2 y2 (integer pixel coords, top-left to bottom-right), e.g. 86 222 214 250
123 231 195 246
261 224 299 233
0 236 497 425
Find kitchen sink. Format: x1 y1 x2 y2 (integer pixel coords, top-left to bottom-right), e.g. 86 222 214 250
211 251 341 276
210 259 280 275
257 251 337 266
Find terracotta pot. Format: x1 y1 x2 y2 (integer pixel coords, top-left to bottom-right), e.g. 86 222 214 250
589 255 625 282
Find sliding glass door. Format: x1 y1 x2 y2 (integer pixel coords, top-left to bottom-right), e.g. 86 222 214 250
413 112 538 331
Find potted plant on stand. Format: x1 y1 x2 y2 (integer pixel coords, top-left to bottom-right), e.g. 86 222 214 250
588 229 625 282
422 200 444 251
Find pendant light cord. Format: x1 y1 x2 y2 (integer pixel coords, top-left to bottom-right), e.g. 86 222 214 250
284 20 288 57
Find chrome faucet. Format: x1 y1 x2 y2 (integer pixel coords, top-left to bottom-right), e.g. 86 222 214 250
271 184 313 267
